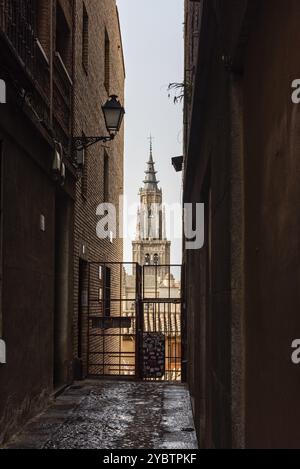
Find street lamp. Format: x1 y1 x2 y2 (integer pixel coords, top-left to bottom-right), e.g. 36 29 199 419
73 95 125 151
102 95 125 133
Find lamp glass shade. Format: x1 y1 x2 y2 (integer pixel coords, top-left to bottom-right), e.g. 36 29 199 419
102 95 125 133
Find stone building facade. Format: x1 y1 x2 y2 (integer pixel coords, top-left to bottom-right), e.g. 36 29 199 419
183 0 300 449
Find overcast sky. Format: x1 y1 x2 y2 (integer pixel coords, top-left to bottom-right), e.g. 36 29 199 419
116 0 184 265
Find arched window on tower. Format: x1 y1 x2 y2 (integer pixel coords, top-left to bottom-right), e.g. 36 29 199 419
145 253 150 265
153 253 159 265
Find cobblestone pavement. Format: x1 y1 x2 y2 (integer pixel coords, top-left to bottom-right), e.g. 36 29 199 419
4 380 198 449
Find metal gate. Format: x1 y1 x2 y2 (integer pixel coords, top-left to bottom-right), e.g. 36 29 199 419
141 265 182 381
87 262 182 381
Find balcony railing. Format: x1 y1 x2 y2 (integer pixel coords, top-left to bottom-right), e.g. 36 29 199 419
0 0 36 75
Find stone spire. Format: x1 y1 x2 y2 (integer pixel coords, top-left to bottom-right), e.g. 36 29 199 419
143 136 159 190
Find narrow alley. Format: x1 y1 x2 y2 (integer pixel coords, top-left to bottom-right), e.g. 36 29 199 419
4 381 198 450
2 0 300 451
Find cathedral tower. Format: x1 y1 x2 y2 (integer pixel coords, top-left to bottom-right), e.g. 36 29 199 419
132 139 171 271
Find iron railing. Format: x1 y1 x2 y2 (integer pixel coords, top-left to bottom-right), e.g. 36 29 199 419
0 0 36 75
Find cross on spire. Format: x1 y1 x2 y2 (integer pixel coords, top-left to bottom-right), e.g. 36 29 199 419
148 134 154 161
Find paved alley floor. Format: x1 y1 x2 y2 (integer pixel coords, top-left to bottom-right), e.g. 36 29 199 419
5 380 198 450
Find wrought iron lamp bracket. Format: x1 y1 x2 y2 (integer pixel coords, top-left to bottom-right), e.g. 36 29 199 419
73 134 115 151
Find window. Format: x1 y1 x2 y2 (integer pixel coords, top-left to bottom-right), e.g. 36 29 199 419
103 150 109 201
35 0 50 56
104 29 110 93
55 3 72 72
82 4 89 72
153 254 159 265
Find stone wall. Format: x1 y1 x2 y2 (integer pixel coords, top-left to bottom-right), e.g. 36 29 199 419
183 0 300 448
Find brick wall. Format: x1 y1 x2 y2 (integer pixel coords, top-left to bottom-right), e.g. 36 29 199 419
72 0 125 376
0 0 77 443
